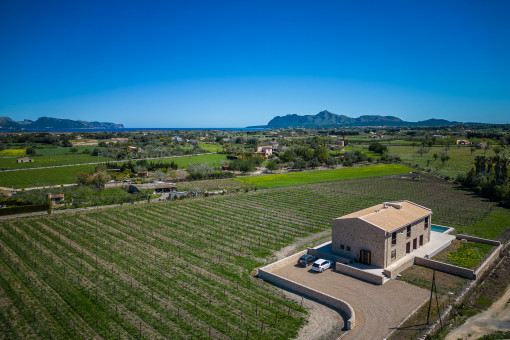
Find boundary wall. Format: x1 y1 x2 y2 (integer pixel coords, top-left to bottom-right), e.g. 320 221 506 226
257 250 355 330
414 257 475 279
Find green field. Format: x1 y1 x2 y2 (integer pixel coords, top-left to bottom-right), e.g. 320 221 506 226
0 174 508 338
198 143 223 152
0 165 97 188
0 154 228 188
235 164 413 188
158 153 226 168
0 147 113 170
388 145 501 178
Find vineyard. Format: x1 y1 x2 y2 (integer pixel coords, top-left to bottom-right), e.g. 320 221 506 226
1 175 509 339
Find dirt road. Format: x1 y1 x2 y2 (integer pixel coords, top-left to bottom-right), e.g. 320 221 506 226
445 285 510 340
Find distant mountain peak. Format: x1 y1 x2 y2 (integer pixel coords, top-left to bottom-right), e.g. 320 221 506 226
263 111 464 128
0 116 124 130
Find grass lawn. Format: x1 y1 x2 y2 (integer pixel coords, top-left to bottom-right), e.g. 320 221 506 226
388 145 502 178
198 143 223 152
235 163 413 188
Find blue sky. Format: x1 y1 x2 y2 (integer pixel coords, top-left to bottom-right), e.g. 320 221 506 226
1 0 509 127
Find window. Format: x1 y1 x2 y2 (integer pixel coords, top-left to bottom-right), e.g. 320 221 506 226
391 250 396 261
392 232 397 245
406 225 411 238
340 244 345 250
425 216 430 229
347 246 351 251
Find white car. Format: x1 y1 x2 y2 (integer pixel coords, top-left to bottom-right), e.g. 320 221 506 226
311 259 333 272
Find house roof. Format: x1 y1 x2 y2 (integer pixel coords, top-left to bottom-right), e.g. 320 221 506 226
339 201 431 232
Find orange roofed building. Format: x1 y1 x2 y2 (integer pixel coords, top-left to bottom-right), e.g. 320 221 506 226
331 201 432 268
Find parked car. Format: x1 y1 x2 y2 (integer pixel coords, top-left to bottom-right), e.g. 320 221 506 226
297 254 317 267
311 259 333 272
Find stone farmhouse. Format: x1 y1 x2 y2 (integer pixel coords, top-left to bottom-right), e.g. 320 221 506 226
331 201 432 268
255 146 273 157
17 157 34 163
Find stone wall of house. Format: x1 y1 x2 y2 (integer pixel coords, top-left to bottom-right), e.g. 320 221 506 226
331 217 386 267
384 216 431 268
258 269 355 330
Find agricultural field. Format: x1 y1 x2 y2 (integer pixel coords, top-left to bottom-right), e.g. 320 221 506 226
198 143 223 152
388 145 503 178
235 163 413 188
0 147 113 170
0 165 97 189
177 178 255 192
158 153 226 168
0 149 26 157
0 154 227 189
1 174 508 338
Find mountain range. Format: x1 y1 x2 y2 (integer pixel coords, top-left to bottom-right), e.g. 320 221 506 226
253 111 478 128
0 116 124 130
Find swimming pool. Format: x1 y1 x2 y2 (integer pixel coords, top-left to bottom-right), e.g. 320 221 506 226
431 225 451 233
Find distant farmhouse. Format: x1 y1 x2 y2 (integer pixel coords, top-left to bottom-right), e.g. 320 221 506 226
456 139 471 145
331 201 432 268
255 145 273 157
46 193 65 206
17 157 34 163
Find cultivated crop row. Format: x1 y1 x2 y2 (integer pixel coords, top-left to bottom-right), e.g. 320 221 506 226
0 174 499 338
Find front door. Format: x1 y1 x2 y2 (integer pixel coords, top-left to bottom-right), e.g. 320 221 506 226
359 249 371 265
406 242 411 254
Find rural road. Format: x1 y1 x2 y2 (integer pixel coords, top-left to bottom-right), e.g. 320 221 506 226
445 285 510 340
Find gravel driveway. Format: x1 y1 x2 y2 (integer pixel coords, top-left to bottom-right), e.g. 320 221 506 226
273 263 430 340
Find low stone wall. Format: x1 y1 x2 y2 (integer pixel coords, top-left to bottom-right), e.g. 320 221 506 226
414 257 475 280
258 250 308 274
335 263 385 285
383 255 416 279
456 234 501 246
258 269 355 330
474 244 503 280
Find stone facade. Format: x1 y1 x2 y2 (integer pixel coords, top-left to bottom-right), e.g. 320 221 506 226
332 218 386 267
331 201 432 269
383 217 431 268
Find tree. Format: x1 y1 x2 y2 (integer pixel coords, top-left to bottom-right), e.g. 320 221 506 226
293 158 307 170
70 147 78 153
280 149 296 163
25 147 36 156
440 154 450 166
266 160 279 173
76 172 92 186
326 157 338 167
433 153 439 161
416 148 428 157
92 172 108 189
368 142 388 155
315 146 329 163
